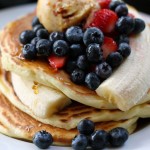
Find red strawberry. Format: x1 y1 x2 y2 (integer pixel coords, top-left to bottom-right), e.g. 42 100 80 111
97 0 111 9
48 55 67 69
102 37 118 58
86 9 118 33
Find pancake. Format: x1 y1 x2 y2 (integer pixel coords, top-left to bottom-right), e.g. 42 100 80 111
0 91 137 146
1 12 150 111
0 68 150 130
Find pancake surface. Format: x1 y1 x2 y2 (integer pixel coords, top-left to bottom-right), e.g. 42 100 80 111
0 67 150 130
0 90 138 146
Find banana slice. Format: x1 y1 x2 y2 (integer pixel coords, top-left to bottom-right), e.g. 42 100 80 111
11 73 71 118
96 25 150 111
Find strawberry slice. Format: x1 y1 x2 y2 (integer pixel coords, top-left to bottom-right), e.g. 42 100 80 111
48 54 67 69
102 37 118 58
86 9 118 33
97 0 111 9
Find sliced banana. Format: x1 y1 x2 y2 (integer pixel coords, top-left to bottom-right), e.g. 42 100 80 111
96 25 150 111
11 73 71 118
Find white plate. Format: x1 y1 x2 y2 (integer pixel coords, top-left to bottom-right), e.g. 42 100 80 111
0 4 150 150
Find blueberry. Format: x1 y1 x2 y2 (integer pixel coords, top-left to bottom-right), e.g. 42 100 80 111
20 30 35 45
77 119 95 135
108 127 129 147
90 130 109 150
72 134 88 150
109 0 124 11
132 18 146 34
32 16 40 27
118 43 131 57
71 69 85 84
85 73 101 90
31 37 41 45
77 55 89 70
70 44 84 58
36 39 52 56
33 130 53 149
118 34 129 44
115 4 128 17
65 60 77 74
83 27 104 46
22 44 37 60
86 44 103 63
49 31 65 43
96 62 112 80
106 52 123 68
36 29 49 39
65 26 83 44
33 24 44 33
116 16 135 35
53 40 69 56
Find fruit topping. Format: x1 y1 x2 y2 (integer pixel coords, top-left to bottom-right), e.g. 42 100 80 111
53 40 69 56
96 62 112 80
33 130 53 149
36 39 52 56
48 54 67 69
132 18 146 34
71 119 129 150
83 27 104 46
108 127 129 147
85 73 101 90
49 31 65 43
20 30 35 45
77 119 95 135
97 0 111 9
65 60 77 74
86 44 103 63
77 55 89 71
65 26 83 44
90 130 109 149
118 34 129 44
109 0 124 11
72 134 88 150
86 9 118 33
116 16 135 35
118 43 131 58
70 44 84 58
22 44 37 60
106 52 123 68
71 69 85 84
20 0 146 91
102 37 117 58
36 29 49 39
115 4 128 17
31 37 41 45
32 16 41 27
33 24 44 33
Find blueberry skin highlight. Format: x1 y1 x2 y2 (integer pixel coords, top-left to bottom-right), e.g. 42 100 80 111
72 134 88 150
33 130 53 149
20 30 35 45
85 73 101 90
83 27 104 46
108 127 129 147
22 44 37 60
77 119 95 135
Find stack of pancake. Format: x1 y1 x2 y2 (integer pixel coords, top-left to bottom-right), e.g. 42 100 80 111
0 5 150 146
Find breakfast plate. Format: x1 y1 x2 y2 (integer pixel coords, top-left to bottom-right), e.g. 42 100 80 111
0 3 150 150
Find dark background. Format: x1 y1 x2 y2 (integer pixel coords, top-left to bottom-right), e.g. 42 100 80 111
0 0 150 14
